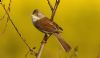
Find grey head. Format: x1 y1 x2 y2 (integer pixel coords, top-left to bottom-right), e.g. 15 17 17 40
32 9 45 22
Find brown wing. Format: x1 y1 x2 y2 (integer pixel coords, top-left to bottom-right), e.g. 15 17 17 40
34 17 58 33
53 22 63 31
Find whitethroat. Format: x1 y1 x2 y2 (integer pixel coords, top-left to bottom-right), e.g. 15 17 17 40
32 9 71 52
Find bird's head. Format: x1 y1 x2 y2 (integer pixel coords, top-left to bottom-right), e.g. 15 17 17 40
32 9 45 22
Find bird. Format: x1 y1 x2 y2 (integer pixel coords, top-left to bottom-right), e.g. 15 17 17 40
32 9 71 52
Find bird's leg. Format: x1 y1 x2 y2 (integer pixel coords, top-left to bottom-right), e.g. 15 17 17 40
41 33 52 43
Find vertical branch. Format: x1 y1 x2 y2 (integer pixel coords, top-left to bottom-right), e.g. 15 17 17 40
36 0 60 58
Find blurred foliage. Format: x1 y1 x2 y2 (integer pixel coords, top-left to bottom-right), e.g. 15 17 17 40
0 0 100 58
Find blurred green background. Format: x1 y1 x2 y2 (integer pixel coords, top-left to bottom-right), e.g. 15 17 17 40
0 0 100 58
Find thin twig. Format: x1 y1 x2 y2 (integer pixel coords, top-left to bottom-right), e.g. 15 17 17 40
0 0 11 34
0 13 6 21
0 17 9 35
0 0 11 35
0 3 36 55
47 0 60 20
50 0 60 21
0 0 11 21
47 0 53 12
8 0 11 12
0 8 10 21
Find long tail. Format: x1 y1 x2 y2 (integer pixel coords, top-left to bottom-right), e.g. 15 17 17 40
54 33 71 52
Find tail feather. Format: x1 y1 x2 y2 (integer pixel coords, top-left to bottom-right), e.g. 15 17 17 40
54 33 71 52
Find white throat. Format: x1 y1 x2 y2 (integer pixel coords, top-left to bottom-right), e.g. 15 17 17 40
32 15 40 22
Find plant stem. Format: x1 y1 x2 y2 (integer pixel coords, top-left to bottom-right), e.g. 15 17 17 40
0 3 36 55
36 0 60 58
